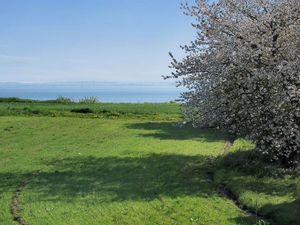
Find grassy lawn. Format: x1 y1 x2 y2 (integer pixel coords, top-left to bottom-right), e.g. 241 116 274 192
0 100 298 225
0 101 257 225
0 99 180 120
214 139 300 225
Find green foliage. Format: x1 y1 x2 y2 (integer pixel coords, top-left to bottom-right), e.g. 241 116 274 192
255 220 269 225
70 108 94 114
0 97 36 103
53 96 74 103
79 96 99 104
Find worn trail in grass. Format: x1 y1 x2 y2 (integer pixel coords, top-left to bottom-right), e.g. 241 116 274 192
0 115 257 225
214 139 300 225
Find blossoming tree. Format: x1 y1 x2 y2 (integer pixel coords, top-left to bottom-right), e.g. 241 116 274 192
168 0 300 166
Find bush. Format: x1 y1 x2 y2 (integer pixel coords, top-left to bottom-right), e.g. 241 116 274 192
54 96 73 103
70 108 93 114
79 97 99 104
0 97 35 103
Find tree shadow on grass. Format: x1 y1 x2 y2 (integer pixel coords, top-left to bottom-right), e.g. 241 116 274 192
0 153 264 225
125 122 227 142
216 150 300 225
0 173 27 194
216 150 299 198
260 199 300 225
27 154 215 203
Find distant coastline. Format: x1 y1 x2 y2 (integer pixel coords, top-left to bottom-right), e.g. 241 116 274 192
0 81 183 103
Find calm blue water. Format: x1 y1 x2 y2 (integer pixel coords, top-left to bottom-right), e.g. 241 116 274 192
0 82 183 103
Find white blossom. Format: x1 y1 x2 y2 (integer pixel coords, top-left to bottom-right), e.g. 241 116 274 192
169 0 300 166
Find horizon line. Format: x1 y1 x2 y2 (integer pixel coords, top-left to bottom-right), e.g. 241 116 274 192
0 80 177 85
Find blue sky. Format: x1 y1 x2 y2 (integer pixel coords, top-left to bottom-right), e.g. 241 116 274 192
0 0 196 83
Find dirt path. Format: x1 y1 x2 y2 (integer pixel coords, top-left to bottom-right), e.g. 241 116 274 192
216 139 275 225
11 173 38 225
222 140 233 154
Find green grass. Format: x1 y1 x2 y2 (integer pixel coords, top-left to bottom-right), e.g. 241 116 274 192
0 100 180 120
0 106 257 225
0 99 298 225
214 139 300 225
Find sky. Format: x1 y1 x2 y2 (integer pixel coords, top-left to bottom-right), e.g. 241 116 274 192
0 0 196 83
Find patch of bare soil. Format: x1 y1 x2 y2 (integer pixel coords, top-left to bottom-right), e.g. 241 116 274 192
11 173 38 225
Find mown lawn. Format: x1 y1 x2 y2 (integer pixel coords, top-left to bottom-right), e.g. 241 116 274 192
0 114 256 225
0 100 180 120
0 101 298 225
214 139 300 225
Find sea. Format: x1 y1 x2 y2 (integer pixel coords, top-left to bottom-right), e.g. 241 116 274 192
0 82 183 103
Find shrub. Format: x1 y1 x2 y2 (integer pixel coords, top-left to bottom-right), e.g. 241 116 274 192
0 97 34 103
79 96 99 104
70 108 93 114
55 96 73 103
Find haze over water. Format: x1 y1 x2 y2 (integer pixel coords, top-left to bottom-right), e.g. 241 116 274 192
0 82 182 103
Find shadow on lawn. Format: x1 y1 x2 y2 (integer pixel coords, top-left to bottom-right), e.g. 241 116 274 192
216 150 300 225
27 154 215 202
260 199 300 225
125 121 227 141
217 150 299 198
0 173 27 193
0 153 259 225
